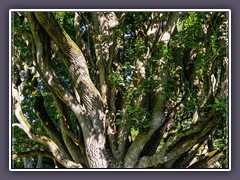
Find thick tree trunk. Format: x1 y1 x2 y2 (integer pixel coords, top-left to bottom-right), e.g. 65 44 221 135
12 11 228 169
32 12 109 168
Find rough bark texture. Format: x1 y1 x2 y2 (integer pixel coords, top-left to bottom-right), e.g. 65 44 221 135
12 11 228 169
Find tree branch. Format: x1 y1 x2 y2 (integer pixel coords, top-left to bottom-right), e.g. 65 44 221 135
189 149 226 168
33 12 103 114
27 12 81 115
53 95 89 167
137 113 222 168
34 91 73 160
12 83 83 168
12 151 53 159
74 13 96 70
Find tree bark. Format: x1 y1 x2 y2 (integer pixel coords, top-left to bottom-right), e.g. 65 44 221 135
32 12 108 168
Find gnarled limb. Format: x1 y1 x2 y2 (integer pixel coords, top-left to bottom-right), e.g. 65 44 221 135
12 151 53 159
27 12 80 115
33 12 108 168
12 83 83 168
137 113 222 168
53 95 89 167
34 91 73 160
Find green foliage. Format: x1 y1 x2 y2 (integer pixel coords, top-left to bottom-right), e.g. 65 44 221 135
173 12 204 49
205 98 227 118
130 128 139 141
12 11 229 169
53 12 75 40
127 105 151 129
113 23 127 37
116 105 151 130
134 38 146 57
108 73 125 88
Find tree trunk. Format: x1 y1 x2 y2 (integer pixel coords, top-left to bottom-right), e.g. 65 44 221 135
23 157 32 168
12 11 228 169
36 156 43 168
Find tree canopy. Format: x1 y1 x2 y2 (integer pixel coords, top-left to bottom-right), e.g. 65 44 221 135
11 11 229 169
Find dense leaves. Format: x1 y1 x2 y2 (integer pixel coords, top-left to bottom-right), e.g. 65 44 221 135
11 11 229 169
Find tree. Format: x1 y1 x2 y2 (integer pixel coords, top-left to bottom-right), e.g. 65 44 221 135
11 11 229 169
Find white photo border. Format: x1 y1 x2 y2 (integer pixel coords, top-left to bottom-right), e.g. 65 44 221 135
9 9 231 171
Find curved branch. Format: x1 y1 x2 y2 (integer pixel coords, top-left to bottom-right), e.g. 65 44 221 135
12 83 83 168
189 149 226 168
74 13 96 70
33 12 104 120
33 12 109 168
26 12 80 115
12 151 53 159
123 117 164 168
137 113 222 168
34 91 73 160
53 95 89 167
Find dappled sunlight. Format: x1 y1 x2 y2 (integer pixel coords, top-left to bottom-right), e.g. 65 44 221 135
11 10 229 169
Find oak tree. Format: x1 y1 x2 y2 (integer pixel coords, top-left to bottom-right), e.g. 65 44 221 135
11 11 229 169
